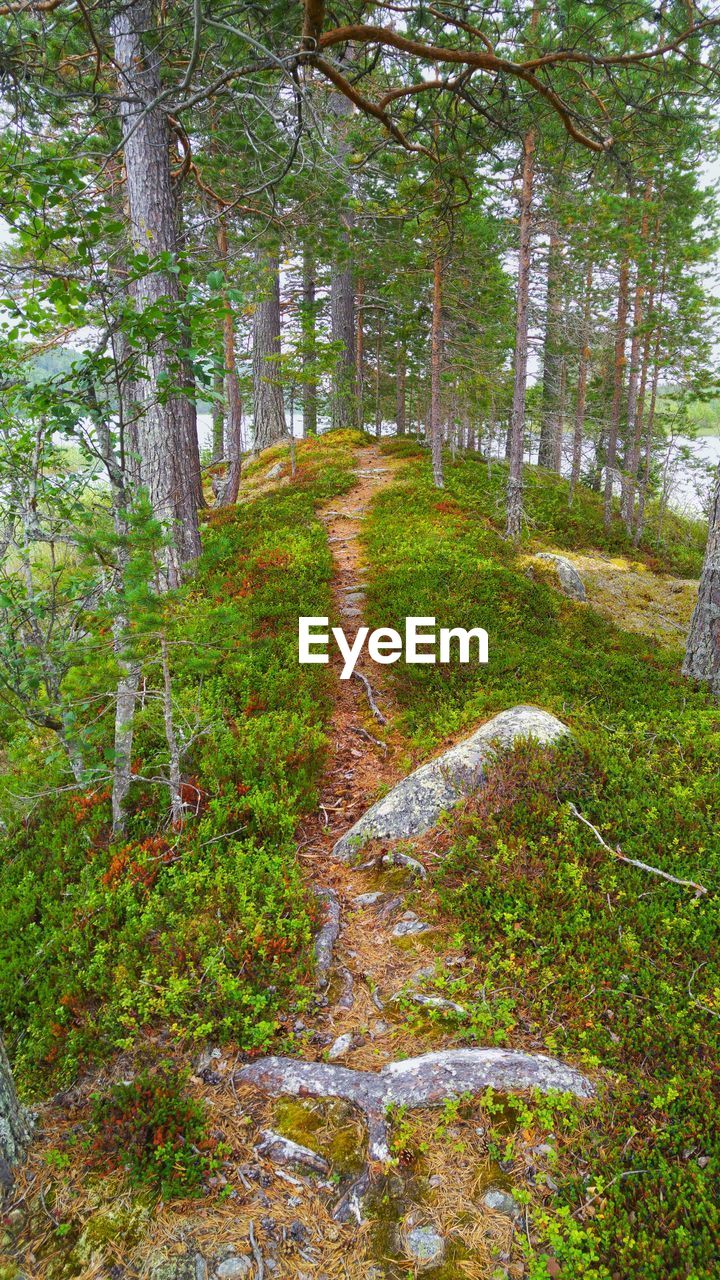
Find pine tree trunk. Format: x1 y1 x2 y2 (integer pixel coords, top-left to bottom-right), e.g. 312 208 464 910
375 316 383 438
174 191 205 514
683 468 720 693
355 276 365 428
430 249 444 488
396 342 406 435
633 337 662 545
620 274 646 529
622 292 653 533
331 260 355 429
570 262 593 502
301 243 318 436
252 249 287 451
212 372 224 462
329 84 355 430
111 0 201 584
0 1034 31 1195
506 127 535 539
604 257 630 531
215 217 242 505
538 224 564 471
112 642 141 834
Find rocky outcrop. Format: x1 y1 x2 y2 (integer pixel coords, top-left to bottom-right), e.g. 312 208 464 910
533 552 586 601
332 705 570 861
235 1047 593 1166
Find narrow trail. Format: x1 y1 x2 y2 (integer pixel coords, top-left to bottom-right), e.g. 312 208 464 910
294 444 457 1071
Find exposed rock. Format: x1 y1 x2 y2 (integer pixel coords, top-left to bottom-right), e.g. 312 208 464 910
409 994 467 1017
148 1257 205 1280
404 1224 445 1270
255 1129 331 1175
333 706 570 860
533 552 586 602
236 1048 593 1166
328 1033 354 1061
212 1252 252 1280
353 891 385 907
337 966 355 1010
483 1187 521 1221
392 912 432 938
314 886 340 987
382 850 428 879
266 461 284 480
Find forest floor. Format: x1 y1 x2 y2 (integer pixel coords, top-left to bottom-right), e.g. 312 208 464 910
3 436 718 1280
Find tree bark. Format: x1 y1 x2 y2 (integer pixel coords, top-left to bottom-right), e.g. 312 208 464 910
331 259 355 429
161 635 184 827
683 468 720 693
505 127 535 539
0 1033 31 1196
252 249 287 451
570 261 592 502
375 314 383 438
620 276 647 529
622 288 653 534
355 275 365 427
211 371 224 462
111 0 201 584
604 256 630 531
633 335 662 545
215 216 242 505
430 248 444 488
623 199 658 533
301 242 318 436
396 341 406 435
538 224 564 471
329 85 356 430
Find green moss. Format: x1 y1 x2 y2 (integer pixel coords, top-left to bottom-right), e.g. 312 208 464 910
363 450 719 1280
273 1097 368 1177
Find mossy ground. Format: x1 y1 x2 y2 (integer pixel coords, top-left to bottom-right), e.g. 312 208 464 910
1 435 718 1280
362 445 720 1279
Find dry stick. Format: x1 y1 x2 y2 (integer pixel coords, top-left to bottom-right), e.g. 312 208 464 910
352 670 387 724
569 803 708 896
248 1219 264 1280
350 724 387 751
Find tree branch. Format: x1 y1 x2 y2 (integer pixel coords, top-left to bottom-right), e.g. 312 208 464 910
569 803 708 896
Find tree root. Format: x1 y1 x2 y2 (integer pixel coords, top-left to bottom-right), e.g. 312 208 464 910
314 886 341 987
352 670 387 724
235 1048 594 1166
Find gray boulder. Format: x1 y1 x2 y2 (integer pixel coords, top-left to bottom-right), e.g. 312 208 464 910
333 705 569 861
212 1253 252 1280
404 1224 445 1270
533 553 586 602
483 1188 521 1221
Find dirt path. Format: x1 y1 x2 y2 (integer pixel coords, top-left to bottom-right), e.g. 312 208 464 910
295 445 458 1071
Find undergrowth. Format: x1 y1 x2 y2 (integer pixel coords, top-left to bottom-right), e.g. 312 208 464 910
89 1064 222 1200
365 449 720 1279
0 429 368 1089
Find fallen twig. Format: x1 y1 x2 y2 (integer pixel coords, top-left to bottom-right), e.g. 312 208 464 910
350 724 387 751
688 961 720 1021
569 803 708 896
249 1219 264 1280
352 670 387 724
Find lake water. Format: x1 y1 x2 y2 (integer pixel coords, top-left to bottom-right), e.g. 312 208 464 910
198 413 719 518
